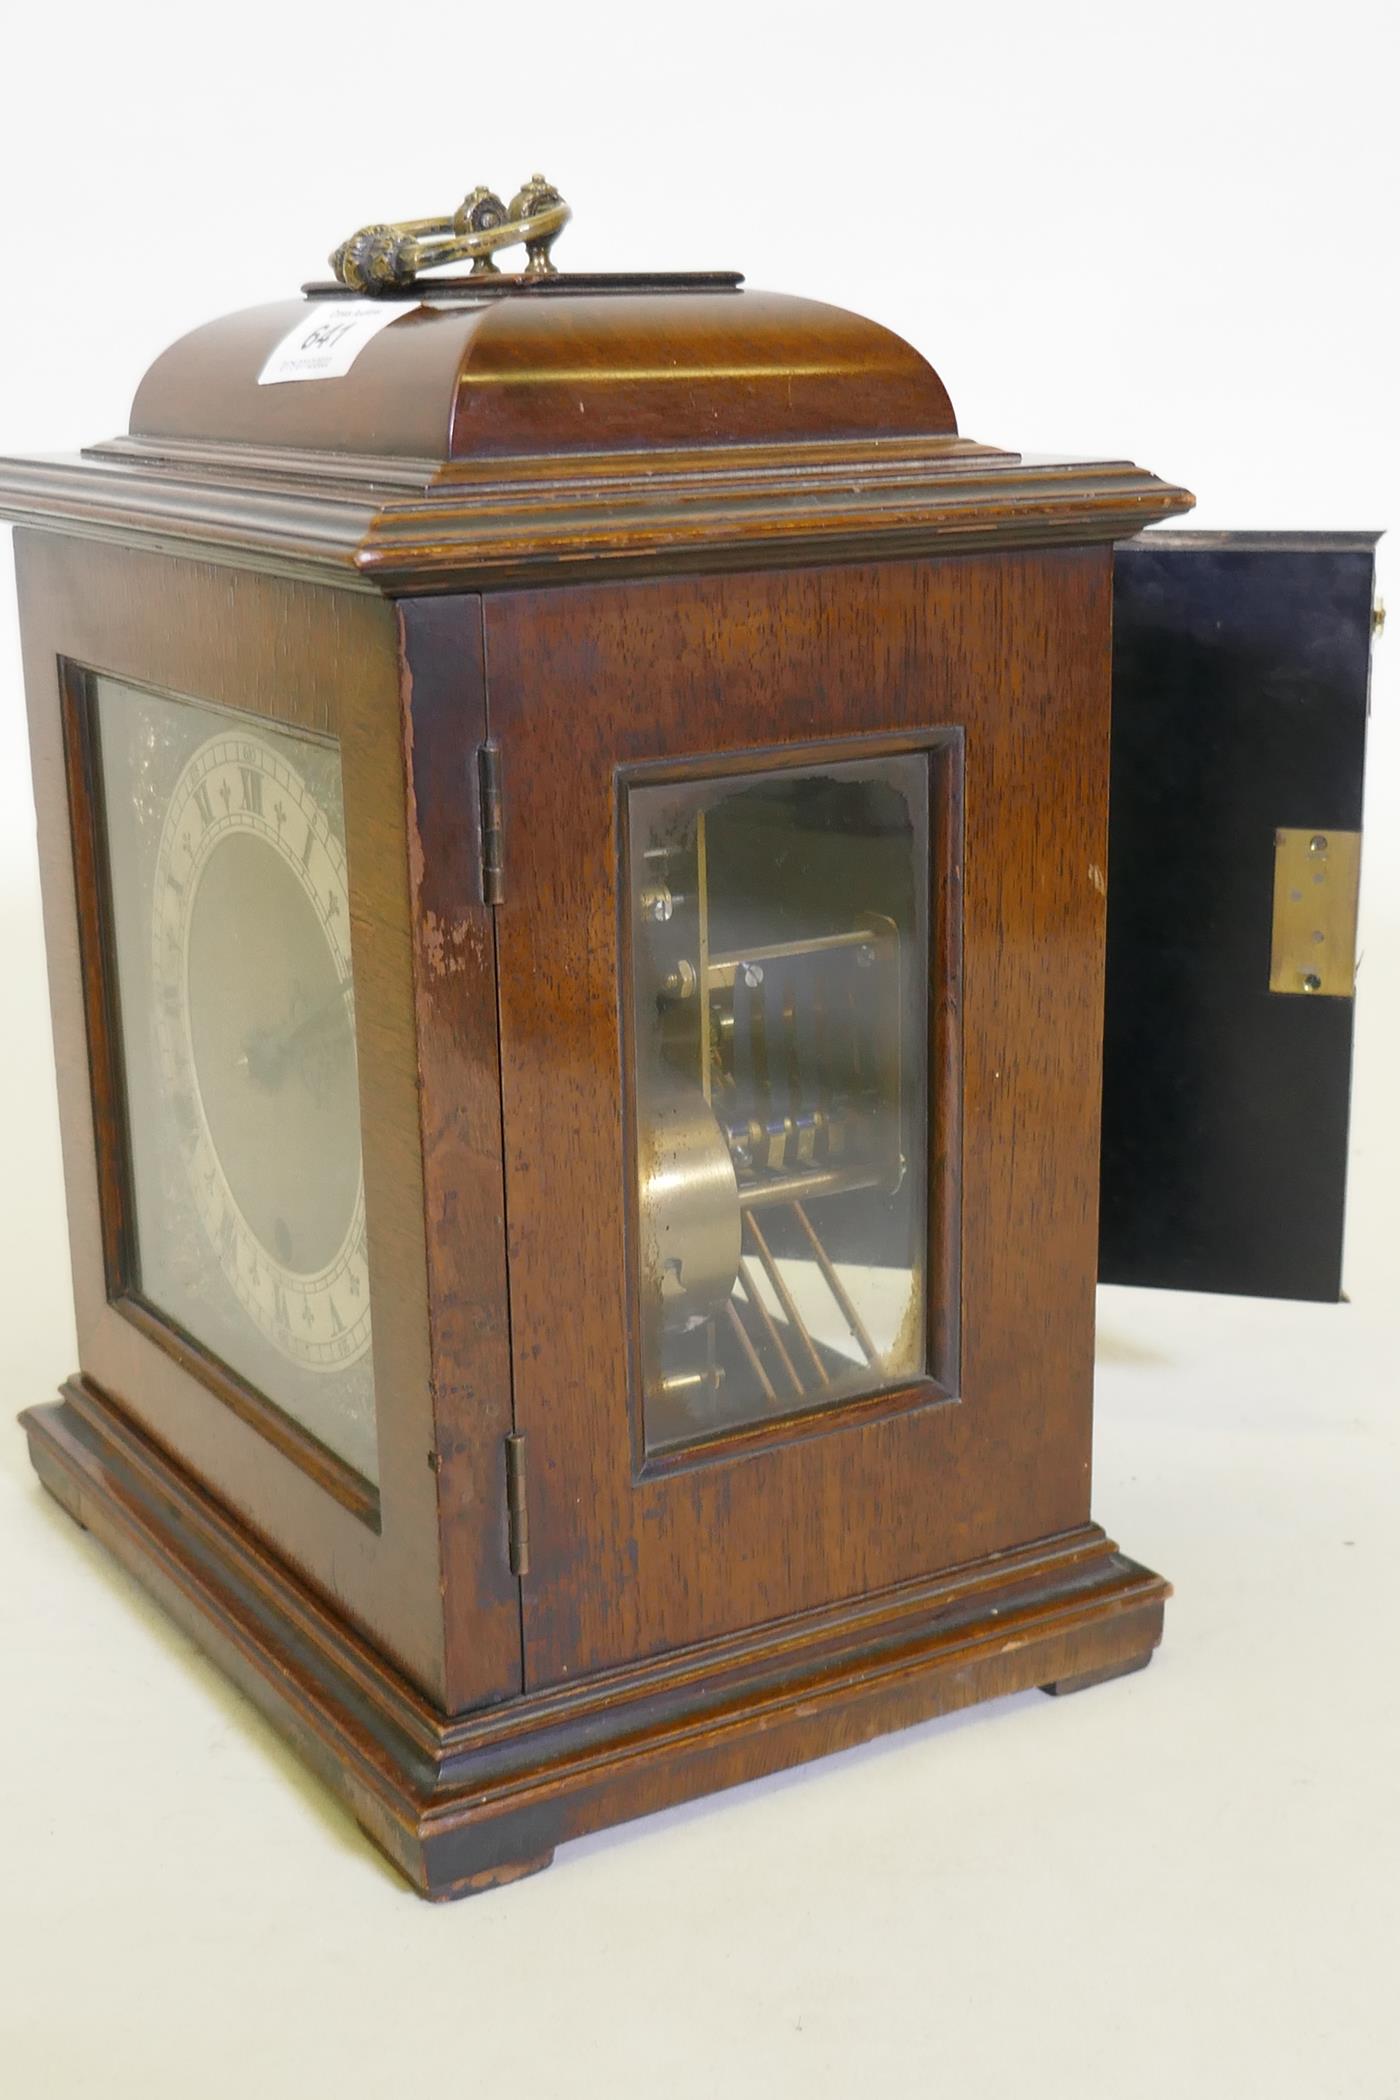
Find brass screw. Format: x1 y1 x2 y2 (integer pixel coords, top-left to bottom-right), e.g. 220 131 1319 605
1374 598 1386 637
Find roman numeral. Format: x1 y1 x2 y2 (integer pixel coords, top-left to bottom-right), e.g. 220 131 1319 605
272 1281 288 1328
328 1295 345 1336
194 783 214 830
239 766 264 815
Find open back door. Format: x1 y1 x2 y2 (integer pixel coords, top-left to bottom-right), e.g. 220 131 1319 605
1101 531 1380 1301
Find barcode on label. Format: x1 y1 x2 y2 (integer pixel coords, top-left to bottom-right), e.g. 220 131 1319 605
257 301 414 385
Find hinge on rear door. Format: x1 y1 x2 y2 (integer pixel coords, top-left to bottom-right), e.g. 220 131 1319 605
477 740 505 905
504 1431 529 1576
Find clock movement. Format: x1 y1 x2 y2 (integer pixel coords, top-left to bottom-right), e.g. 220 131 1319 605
0 181 1376 1898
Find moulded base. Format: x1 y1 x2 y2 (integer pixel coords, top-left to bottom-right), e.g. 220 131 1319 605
21 1379 1170 1901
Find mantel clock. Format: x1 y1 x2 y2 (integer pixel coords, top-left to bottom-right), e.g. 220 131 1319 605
0 183 1377 1898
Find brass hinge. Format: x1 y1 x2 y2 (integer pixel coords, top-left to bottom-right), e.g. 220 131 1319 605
504 1431 529 1576
478 740 505 905
1269 827 1362 997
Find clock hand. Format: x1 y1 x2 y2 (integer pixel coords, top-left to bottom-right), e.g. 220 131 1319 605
239 975 354 1090
273 974 355 1061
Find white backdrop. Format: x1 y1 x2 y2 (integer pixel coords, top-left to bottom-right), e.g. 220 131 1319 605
1 3 1396 2095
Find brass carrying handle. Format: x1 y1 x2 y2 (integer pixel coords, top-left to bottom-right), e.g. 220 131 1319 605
330 175 570 293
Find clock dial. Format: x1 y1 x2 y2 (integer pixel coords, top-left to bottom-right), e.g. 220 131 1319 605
151 731 372 1372
93 679 378 1483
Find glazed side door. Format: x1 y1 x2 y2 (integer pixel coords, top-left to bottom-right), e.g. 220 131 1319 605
486 551 1115 1686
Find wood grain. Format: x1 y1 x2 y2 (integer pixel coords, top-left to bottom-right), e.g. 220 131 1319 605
4 269 1187 1884
0 438 1193 594
397 595 521 1703
0 283 1189 589
485 550 1116 1685
125 290 958 458
13 531 479 1707
24 1381 1167 1901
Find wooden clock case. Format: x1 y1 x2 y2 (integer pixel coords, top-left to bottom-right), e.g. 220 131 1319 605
1 272 1196 1898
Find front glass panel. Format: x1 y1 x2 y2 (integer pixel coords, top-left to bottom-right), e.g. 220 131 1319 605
628 752 930 1453
93 677 378 1483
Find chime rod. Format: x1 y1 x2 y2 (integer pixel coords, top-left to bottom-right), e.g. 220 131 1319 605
789 1201 881 1369
743 1212 830 1388
737 1260 805 1399
697 808 712 1103
724 1299 776 1402
737 1163 882 1211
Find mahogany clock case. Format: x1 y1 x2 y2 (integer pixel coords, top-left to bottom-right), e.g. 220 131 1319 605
12 272 1363 1901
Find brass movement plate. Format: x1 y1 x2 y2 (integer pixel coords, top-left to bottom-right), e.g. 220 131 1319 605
1270 828 1361 997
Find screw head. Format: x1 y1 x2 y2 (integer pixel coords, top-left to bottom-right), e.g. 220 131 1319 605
741 963 764 988
1309 835 1329 856
1304 972 1323 992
